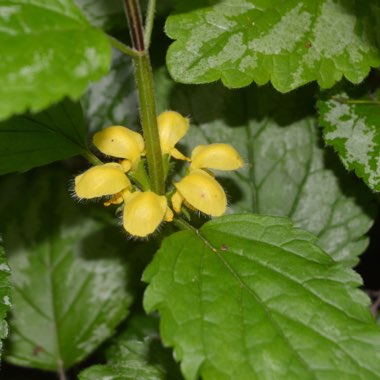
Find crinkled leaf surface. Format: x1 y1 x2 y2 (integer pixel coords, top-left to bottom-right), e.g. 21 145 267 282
0 99 89 175
81 49 138 133
318 86 380 192
166 0 380 92
144 214 380 380
79 314 182 380
158 71 375 265
0 0 111 121
0 244 11 359
0 169 137 371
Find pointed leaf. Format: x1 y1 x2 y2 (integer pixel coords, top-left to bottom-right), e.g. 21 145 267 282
0 169 138 371
158 74 375 265
0 244 11 359
0 0 111 121
166 0 380 92
318 85 380 192
144 214 380 380
0 99 89 175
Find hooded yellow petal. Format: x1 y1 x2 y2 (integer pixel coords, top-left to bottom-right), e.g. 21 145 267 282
75 163 131 199
123 191 167 237
190 143 244 171
175 169 226 216
157 111 189 154
93 126 144 165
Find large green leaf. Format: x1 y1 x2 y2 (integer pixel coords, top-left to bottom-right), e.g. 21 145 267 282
0 244 11 359
0 169 139 371
79 314 182 380
81 49 139 133
0 99 89 175
318 86 380 192
0 0 111 121
166 0 380 92
144 214 380 380
157 71 375 265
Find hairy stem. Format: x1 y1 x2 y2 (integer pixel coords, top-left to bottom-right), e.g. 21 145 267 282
144 0 156 48
81 151 103 166
124 0 164 194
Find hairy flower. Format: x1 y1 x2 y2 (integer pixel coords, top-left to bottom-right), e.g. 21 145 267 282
173 169 227 216
93 126 145 171
122 191 173 237
157 110 190 161
75 163 131 199
190 143 244 171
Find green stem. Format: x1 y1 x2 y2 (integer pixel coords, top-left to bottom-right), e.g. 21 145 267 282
81 151 103 166
108 35 141 58
124 0 165 194
144 0 156 48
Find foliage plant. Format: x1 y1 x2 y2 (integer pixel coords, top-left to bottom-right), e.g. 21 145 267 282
0 0 380 379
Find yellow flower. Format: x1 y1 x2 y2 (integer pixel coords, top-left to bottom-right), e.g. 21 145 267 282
172 169 227 216
75 163 131 199
190 143 244 171
93 126 145 171
157 110 190 161
122 191 173 237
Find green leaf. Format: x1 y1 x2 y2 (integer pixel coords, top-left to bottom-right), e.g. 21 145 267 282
144 214 380 380
73 0 125 30
0 99 89 175
159 73 375 265
0 0 111 121
81 49 139 133
0 244 11 359
318 85 380 192
79 314 182 380
166 0 380 92
0 169 137 371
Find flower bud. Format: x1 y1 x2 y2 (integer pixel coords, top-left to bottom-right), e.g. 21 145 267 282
190 143 244 171
174 169 227 216
122 191 168 237
93 126 144 169
75 163 131 199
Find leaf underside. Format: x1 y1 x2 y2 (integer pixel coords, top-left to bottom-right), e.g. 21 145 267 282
144 214 380 380
0 0 111 121
166 0 380 92
0 99 88 175
318 86 380 192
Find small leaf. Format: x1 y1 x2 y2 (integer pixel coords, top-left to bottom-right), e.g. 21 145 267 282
0 0 111 121
158 72 375 265
144 214 380 380
166 0 380 92
79 314 182 380
0 99 89 175
0 169 139 371
81 49 139 133
0 244 11 359
318 85 380 192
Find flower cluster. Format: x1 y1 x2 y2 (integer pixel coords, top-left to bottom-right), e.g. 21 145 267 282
74 111 243 237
